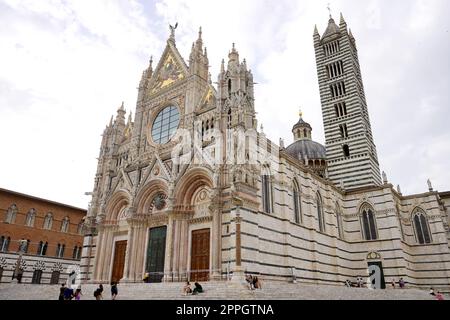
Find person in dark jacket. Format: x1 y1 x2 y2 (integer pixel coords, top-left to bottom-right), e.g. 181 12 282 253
58 283 66 300
111 282 118 300
192 282 203 295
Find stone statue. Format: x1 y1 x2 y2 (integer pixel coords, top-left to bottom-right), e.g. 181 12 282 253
382 171 387 184
169 22 178 38
427 179 433 192
397 185 402 195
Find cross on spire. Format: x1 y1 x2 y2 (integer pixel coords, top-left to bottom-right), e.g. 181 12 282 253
327 3 332 18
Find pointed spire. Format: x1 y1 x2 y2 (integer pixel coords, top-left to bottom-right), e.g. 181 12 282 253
382 171 388 184
221 59 225 72
149 56 153 70
198 26 202 40
427 179 433 192
109 115 113 127
340 12 346 25
314 24 319 35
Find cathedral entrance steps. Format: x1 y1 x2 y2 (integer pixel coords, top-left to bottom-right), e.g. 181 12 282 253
0 281 439 300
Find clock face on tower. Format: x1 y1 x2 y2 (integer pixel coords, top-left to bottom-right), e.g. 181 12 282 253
151 105 180 144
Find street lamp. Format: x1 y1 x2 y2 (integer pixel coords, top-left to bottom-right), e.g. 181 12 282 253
12 239 27 284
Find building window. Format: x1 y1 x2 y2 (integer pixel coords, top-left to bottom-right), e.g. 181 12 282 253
56 243 65 258
361 205 378 240
61 217 70 233
73 246 82 260
50 271 60 284
5 204 17 224
73 246 78 259
43 213 53 230
413 209 432 244
339 124 349 138
31 270 43 284
293 181 302 224
228 78 232 97
18 239 30 253
77 222 84 235
343 144 350 157
25 209 36 227
37 241 48 256
261 173 273 213
0 236 10 252
151 105 180 145
317 193 325 232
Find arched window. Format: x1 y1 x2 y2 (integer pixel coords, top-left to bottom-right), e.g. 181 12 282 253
59 244 65 258
0 236 10 252
412 209 432 244
38 241 48 256
293 180 302 224
77 222 84 235
5 204 17 224
43 213 53 230
25 209 36 227
72 246 78 259
228 78 232 97
361 205 378 240
317 193 325 232
60 217 70 233
18 239 30 253
336 203 344 239
227 109 232 129
261 168 273 213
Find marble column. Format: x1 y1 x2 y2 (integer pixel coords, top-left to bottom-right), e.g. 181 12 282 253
163 213 175 282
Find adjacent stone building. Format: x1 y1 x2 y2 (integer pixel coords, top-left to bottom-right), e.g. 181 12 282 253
0 188 86 284
81 13 450 292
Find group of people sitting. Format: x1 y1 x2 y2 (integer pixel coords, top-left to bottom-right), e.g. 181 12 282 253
183 281 203 295
344 276 366 288
245 274 262 290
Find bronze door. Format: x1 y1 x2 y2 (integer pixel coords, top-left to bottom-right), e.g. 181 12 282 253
145 226 167 283
190 229 210 282
111 240 127 283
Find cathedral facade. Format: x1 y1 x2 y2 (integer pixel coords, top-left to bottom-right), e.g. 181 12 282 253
80 13 450 291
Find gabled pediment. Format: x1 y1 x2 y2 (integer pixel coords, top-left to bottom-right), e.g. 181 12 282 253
148 41 189 95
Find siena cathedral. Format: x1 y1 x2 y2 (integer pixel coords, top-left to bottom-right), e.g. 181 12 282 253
80 13 450 291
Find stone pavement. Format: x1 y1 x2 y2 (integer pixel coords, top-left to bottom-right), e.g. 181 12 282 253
0 281 443 300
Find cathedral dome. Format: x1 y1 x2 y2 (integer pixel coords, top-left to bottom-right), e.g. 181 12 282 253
286 139 327 160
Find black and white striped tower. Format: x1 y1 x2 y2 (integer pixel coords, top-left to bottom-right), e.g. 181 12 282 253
313 12 382 189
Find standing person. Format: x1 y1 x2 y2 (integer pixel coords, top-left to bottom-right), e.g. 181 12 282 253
253 276 262 290
399 278 405 289
63 286 74 300
94 284 104 300
245 274 254 290
58 283 66 300
391 279 396 289
74 288 82 300
436 291 445 300
429 288 436 296
111 282 118 300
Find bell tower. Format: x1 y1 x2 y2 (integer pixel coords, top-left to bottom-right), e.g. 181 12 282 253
314 12 382 189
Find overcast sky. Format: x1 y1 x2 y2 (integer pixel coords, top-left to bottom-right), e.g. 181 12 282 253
0 0 449 209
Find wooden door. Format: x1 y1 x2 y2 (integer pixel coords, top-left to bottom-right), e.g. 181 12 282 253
111 240 127 283
145 226 167 283
190 229 210 282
